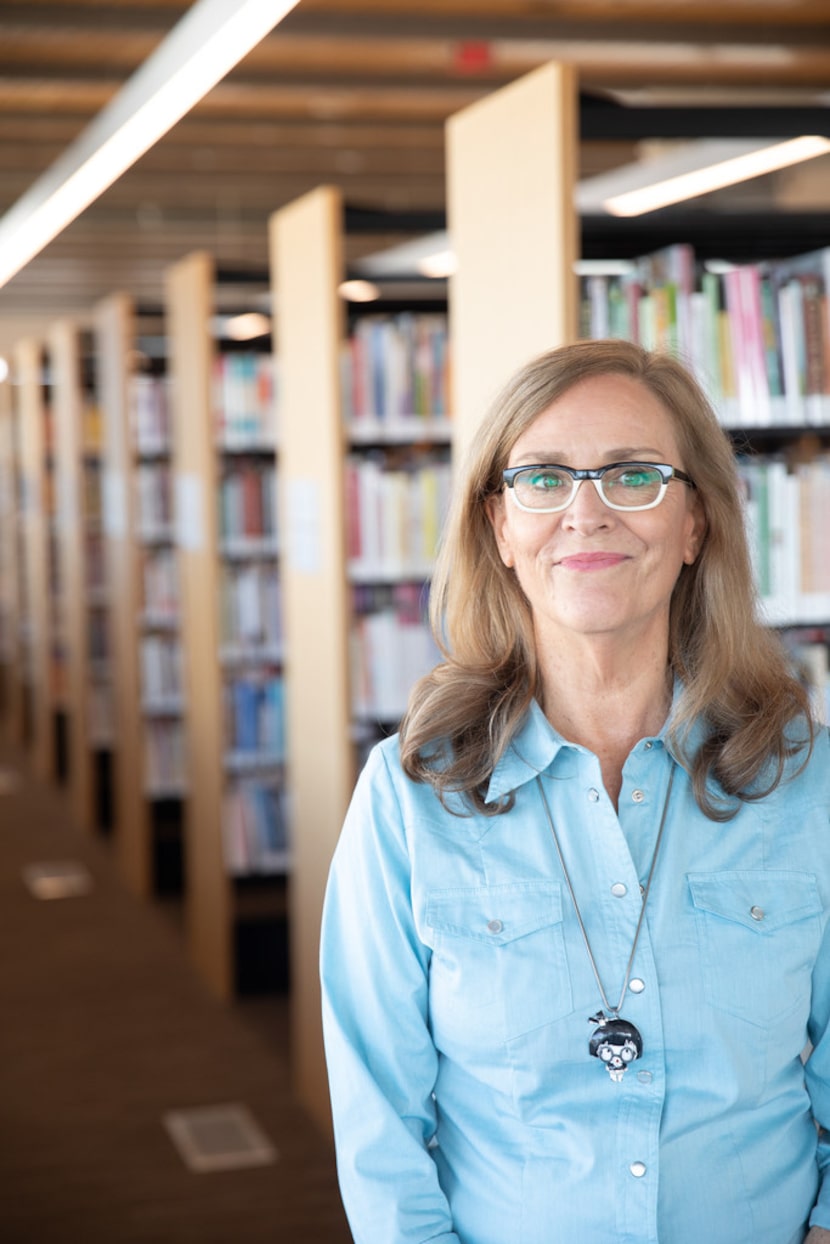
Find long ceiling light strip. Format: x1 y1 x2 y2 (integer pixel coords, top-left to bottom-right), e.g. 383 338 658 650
0 0 301 291
577 135 830 218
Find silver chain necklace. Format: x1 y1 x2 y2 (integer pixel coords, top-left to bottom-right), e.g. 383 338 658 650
535 762 676 1081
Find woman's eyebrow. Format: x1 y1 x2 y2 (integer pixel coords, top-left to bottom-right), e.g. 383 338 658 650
511 446 666 464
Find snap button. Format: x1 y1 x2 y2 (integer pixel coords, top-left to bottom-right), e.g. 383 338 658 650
610 882 628 898
486 919 504 934
631 789 645 803
637 1070 653 1085
629 1162 647 1178
750 906 765 922
588 788 600 803
629 978 645 994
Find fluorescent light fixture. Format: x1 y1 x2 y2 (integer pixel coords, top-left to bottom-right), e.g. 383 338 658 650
576 136 830 218
0 0 301 290
338 279 381 303
213 312 272 341
0 357 9 384
417 249 457 279
353 231 452 280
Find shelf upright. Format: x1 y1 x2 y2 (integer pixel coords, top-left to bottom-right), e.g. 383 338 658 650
0 373 25 743
166 250 229 996
446 60 579 456
96 292 154 895
97 293 188 901
50 318 102 831
269 186 352 1132
14 338 55 782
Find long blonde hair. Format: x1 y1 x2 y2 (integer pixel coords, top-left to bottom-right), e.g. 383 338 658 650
399 338 813 819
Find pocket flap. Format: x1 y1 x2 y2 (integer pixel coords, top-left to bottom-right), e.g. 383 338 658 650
425 881 563 945
688 870 821 933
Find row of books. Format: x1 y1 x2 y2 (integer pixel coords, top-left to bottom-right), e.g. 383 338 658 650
141 548 180 622
212 353 277 448
132 356 279 456
350 583 439 722
219 562 283 650
131 374 172 455
223 673 285 761
82 460 103 522
739 455 830 624
580 243 830 428
82 399 104 454
345 451 451 581
140 634 184 706
341 312 450 423
135 463 174 538
87 680 114 747
145 719 186 796
85 532 107 595
218 462 277 545
222 779 290 876
87 608 108 663
785 632 830 725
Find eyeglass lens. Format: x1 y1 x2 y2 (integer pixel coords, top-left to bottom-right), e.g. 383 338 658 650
514 464 665 510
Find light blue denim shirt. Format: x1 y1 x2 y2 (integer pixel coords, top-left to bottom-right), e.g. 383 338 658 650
320 701 830 1244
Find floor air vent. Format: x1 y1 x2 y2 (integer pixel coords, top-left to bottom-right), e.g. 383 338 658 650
163 1103 278 1173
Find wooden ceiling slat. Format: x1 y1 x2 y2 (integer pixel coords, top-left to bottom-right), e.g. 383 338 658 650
296 0 830 23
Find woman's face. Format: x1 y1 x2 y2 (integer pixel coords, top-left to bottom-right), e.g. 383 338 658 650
487 373 705 654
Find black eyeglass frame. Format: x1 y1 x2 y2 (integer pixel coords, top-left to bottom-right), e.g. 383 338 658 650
501 461 697 513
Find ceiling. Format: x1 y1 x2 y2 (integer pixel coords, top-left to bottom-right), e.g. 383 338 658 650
1 0 829 352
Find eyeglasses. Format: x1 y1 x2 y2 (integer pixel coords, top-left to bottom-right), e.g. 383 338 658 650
501 461 697 513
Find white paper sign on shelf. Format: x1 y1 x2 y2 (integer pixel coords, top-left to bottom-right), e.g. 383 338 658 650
287 478 322 575
176 473 204 551
102 469 127 537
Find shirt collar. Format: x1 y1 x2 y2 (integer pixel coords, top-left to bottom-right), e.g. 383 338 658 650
485 700 570 805
485 679 695 806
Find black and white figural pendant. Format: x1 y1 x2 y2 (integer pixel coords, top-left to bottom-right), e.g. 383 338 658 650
588 1012 644 1082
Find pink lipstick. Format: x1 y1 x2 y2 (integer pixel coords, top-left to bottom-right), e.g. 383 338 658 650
557 553 628 571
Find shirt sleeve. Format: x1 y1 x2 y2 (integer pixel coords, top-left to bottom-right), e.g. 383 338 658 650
807 848 830 1231
320 744 460 1244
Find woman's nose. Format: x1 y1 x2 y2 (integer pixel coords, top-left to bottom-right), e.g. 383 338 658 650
561 479 613 529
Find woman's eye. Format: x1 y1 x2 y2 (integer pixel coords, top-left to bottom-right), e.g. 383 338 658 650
617 469 656 488
527 471 563 490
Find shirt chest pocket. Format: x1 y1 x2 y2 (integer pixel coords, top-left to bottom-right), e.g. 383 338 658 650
424 882 572 1044
688 870 823 1027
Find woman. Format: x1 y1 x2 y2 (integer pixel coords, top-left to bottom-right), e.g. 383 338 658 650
320 339 830 1244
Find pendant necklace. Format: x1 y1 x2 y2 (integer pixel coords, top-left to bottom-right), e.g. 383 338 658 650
535 762 675 1082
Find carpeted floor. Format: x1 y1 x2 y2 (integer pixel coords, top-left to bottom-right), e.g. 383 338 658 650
0 736 351 1243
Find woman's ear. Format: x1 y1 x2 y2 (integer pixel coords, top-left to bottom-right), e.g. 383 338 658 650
683 493 707 566
486 492 516 569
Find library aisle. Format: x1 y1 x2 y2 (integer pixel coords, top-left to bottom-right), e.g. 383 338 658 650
0 733 350 1243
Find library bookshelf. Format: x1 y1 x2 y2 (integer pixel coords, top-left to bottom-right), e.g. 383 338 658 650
0 371 26 745
96 292 187 901
13 338 56 784
166 250 287 1002
49 318 113 835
